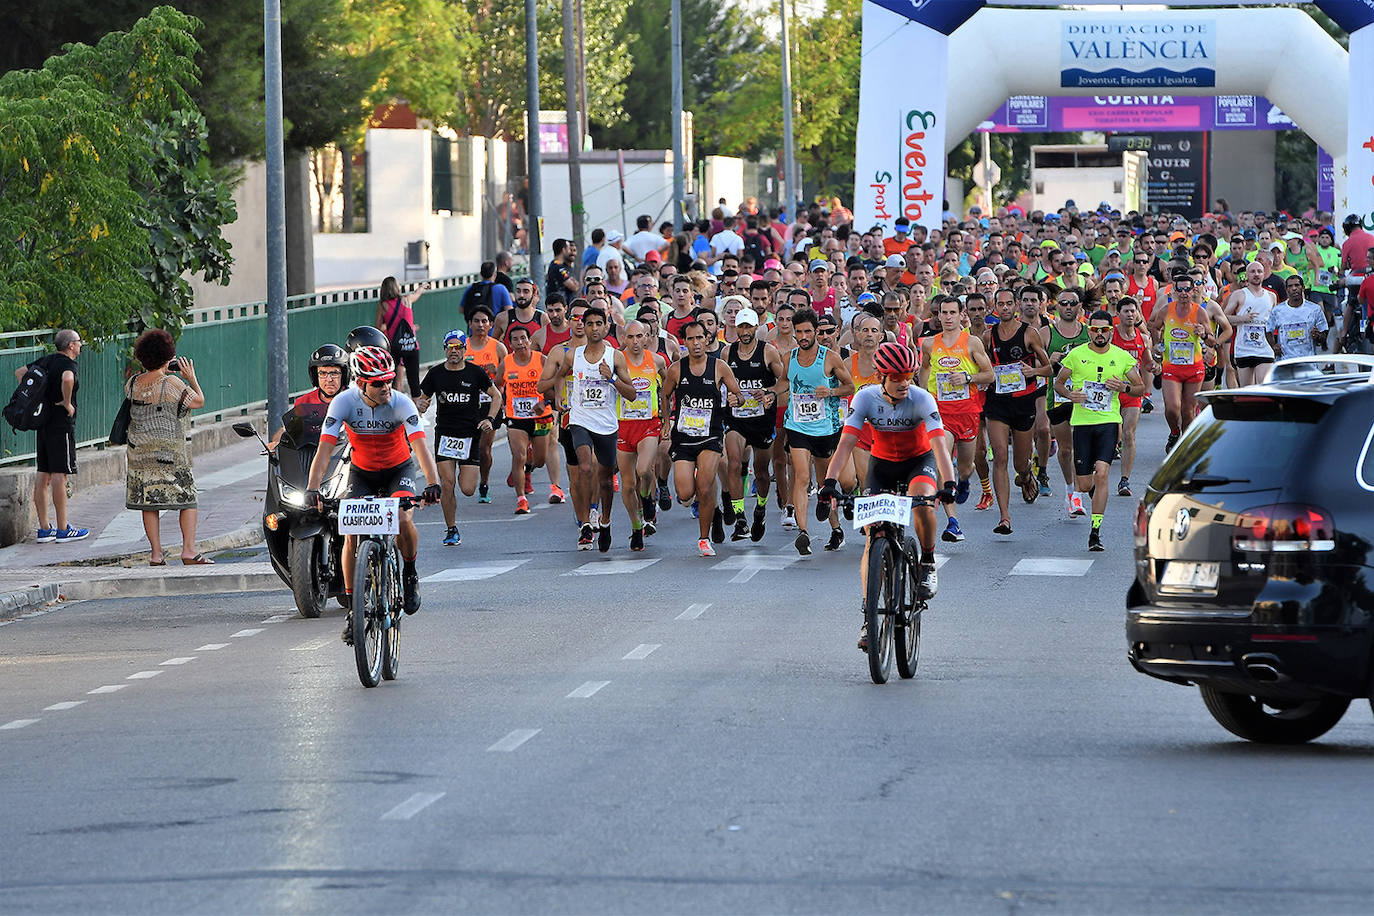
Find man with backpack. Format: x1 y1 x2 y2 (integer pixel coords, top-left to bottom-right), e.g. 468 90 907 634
8 329 89 542
461 260 514 325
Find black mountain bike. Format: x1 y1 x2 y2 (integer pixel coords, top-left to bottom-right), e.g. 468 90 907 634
856 492 936 684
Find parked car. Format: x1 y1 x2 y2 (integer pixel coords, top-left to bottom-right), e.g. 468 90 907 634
1127 356 1374 743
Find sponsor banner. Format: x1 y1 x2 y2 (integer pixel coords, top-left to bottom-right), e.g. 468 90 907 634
338 498 401 535
852 494 913 530
1350 26 1374 235
1144 132 1207 219
1319 147 1335 214
980 94 1295 134
854 1 947 234
1062 17 1216 89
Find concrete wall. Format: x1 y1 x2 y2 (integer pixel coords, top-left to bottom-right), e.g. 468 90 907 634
540 150 674 245
188 160 269 309
1210 130 1276 214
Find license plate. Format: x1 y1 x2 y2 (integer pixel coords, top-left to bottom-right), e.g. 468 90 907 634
1160 560 1220 592
338 498 401 535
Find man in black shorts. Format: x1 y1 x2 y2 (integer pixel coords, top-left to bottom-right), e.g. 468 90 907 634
983 288 1052 535
723 307 786 542
14 329 87 542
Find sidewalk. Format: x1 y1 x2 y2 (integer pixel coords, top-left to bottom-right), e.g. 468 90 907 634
0 437 278 621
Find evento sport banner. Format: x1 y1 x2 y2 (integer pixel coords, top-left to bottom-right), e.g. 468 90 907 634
853 2 951 235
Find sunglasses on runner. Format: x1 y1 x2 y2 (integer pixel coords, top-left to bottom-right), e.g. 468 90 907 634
882 373 914 385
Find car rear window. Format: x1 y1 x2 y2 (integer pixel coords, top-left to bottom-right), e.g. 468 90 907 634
1151 395 1328 492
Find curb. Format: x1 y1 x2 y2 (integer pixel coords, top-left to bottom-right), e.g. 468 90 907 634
60 570 285 602
0 583 61 623
52 522 266 569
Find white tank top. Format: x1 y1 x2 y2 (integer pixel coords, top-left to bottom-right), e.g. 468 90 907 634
569 344 620 434
1233 286 1275 359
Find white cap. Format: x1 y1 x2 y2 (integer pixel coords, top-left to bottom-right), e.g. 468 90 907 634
735 307 761 327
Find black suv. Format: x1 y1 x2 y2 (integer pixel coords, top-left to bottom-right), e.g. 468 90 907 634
1127 357 1374 743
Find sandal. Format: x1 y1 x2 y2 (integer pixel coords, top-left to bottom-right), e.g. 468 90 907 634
181 554 215 565
149 558 167 566
1019 472 1039 504
993 519 1013 535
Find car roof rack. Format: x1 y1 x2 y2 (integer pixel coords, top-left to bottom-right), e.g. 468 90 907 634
1268 355 1374 384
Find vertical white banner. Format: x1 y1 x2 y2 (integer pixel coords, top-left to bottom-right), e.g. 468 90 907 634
1348 25 1374 237
853 2 948 235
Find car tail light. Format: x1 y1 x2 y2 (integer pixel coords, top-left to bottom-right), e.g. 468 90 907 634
1233 504 1335 553
1134 499 1148 548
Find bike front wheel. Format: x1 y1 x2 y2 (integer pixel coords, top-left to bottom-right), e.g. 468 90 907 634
382 550 401 681
352 538 385 687
895 537 922 679
864 533 896 684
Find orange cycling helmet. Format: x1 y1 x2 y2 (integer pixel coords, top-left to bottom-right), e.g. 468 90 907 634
349 345 396 382
873 341 916 377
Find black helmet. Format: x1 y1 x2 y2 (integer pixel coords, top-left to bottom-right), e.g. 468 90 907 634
1344 213 1361 230
308 343 349 389
345 325 389 353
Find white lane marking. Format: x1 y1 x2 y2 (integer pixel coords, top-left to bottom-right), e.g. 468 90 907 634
1 719 39 730
196 644 229 651
565 559 661 576
261 614 294 624
230 628 265 638
44 701 86 711
711 554 799 570
94 510 150 546
291 637 333 652
87 685 128 695
729 568 761 583
423 559 529 582
623 644 660 660
487 728 541 752
126 671 163 680
1010 558 1094 577
160 657 196 666
380 792 446 821
566 680 610 699
676 603 711 620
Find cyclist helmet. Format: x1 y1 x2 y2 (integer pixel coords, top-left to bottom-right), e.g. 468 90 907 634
308 343 349 389
349 345 396 383
873 341 916 377
345 325 389 353
443 329 468 349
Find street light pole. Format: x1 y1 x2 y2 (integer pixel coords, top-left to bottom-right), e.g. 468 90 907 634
524 0 545 285
670 0 685 230
562 0 586 256
780 0 797 219
263 0 288 436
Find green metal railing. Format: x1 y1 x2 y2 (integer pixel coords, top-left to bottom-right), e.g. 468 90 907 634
1 273 492 465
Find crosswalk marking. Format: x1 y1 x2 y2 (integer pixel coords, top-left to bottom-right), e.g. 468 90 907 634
676 603 711 620
488 728 540 752
565 559 660 576
380 792 446 821
566 680 610 698
423 559 530 582
623 644 660 660
1010 558 1094 577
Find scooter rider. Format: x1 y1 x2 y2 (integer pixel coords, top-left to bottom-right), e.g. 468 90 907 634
268 344 349 452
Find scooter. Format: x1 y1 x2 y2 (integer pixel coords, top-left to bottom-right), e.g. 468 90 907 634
234 418 350 618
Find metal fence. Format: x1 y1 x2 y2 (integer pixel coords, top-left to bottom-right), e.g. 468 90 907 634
1 273 485 466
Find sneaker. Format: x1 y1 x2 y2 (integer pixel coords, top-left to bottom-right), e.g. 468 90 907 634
795 531 812 556
975 491 994 512
578 524 594 550
1117 477 1131 498
403 568 420 615
711 507 725 544
442 526 461 546
341 614 354 646
1141 397 1155 414
731 518 749 542
916 560 938 599
1165 432 1179 453
1037 471 1051 498
515 496 530 515
698 538 716 557
1088 528 1104 552
598 524 612 553
750 505 767 542
588 506 600 529
1048 439 1058 458
857 622 869 652
630 528 645 552
549 484 565 504
642 494 657 526
644 519 657 536
824 528 845 551
722 496 736 526
1071 493 1086 517
478 485 491 504
942 517 965 542
54 525 89 543
613 473 621 493
525 476 534 495
781 507 797 530
35 527 57 544
657 483 672 511
955 477 971 505
690 500 699 519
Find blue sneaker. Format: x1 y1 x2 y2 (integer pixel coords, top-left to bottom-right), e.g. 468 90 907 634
955 477 971 505
36 527 57 544
478 485 491 504
442 526 461 546
54 525 89 543
941 517 964 543
690 500 699 519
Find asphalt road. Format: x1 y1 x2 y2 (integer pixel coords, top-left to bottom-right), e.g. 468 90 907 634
3 414 1374 914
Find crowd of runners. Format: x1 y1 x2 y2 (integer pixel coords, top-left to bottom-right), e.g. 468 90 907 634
381 199 1369 566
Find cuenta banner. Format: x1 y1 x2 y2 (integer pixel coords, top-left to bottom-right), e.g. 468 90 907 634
1061 17 1216 89
980 95 1295 134
853 2 951 234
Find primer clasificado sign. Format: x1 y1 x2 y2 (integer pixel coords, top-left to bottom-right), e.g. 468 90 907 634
1061 18 1216 89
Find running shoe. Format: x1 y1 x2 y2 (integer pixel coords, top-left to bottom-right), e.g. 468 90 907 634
942 517 965 542
630 528 645 552
658 483 672 511
35 527 56 544
794 530 811 556
731 518 750 542
54 525 89 543
955 477 971 505
824 528 845 551
1037 471 1051 499
1165 432 1179 453
402 567 421 615
690 500 699 519
478 485 491 504
722 495 736 525
642 494 658 526
711 508 726 544
598 524 612 553
578 524 594 550
1117 477 1131 498
1088 528 1104 552
443 526 461 546
644 519 657 536
698 538 715 557
515 495 530 514
975 491 994 511
857 622 868 652
1068 492 1086 517
781 506 797 530
589 506 600 529
549 484 565 504
916 560 938 599
750 505 767 541
1141 397 1155 414
525 476 534 495
613 473 620 493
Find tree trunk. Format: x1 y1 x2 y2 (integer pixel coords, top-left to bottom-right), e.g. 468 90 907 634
284 151 316 296
341 145 355 233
